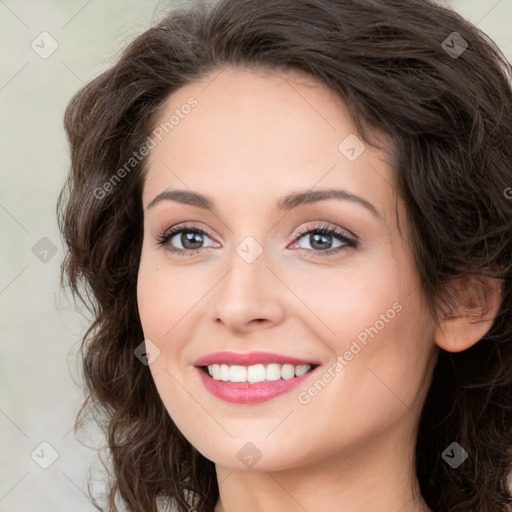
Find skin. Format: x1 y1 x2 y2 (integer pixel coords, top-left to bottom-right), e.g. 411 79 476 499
136 66 446 512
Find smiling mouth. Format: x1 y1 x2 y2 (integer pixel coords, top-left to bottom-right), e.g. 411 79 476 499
201 363 319 383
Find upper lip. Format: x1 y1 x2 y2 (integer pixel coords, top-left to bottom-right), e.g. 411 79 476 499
194 351 320 367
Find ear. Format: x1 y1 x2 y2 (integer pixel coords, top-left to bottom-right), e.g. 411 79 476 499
434 275 502 353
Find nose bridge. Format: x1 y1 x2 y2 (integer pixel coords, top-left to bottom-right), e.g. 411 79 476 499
212 234 284 330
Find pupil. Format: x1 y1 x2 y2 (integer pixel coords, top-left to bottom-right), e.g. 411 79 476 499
311 233 332 250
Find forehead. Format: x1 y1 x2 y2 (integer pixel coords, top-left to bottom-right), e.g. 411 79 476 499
142 66 395 221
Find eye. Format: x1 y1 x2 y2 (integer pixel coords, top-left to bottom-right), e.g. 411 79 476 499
289 223 357 256
155 222 357 257
155 223 219 256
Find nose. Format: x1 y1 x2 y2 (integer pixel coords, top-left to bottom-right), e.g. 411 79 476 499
211 244 286 335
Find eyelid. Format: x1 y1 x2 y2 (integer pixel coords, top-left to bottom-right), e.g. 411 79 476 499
155 221 357 256
157 221 215 238
294 222 357 242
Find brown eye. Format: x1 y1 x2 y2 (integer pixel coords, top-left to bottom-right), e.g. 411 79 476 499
176 230 205 249
156 224 219 255
290 224 357 255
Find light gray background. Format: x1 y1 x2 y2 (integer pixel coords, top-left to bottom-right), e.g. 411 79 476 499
1 1 511 511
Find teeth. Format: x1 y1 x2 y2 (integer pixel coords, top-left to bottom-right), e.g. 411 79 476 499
229 365 247 382
206 363 313 383
281 364 295 380
266 363 281 381
220 364 230 381
295 364 310 377
247 364 266 383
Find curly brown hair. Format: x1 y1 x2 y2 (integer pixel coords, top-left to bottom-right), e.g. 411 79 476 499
57 0 512 511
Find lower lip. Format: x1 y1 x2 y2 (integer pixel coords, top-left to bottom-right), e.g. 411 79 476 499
196 367 318 404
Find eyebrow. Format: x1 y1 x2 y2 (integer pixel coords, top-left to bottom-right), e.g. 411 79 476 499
146 188 380 218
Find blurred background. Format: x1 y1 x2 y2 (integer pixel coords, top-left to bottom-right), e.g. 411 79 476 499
1 0 511 510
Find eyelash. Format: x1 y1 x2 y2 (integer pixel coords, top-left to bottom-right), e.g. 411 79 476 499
155 222 357 257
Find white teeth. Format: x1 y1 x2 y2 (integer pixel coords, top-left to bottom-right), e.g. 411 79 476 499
266 363 282 381
210 364 221 380
295 364 310 377
220 364 230 381
229 365 247 382
281 364 295 380
247 364 266 383
205 363 313 383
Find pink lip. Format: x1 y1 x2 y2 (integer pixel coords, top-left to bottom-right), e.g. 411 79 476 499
194 351 319 367
194 351 320 404
196 368 319 404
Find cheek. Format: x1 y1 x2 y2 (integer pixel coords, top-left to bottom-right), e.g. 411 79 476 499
137 260 166 340
137 259 163 339
288 246 435 408
136 249 191 341
136 248 214 376
283 248 416 350
136 255 197 422
289 289 434 456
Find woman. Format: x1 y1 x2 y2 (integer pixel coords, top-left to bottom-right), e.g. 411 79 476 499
57 0 512 511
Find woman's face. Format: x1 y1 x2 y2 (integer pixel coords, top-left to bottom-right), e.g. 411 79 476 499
137 67 438 472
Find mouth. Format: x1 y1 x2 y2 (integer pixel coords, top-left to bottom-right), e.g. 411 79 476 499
199 362 318 383
194 351 320 404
